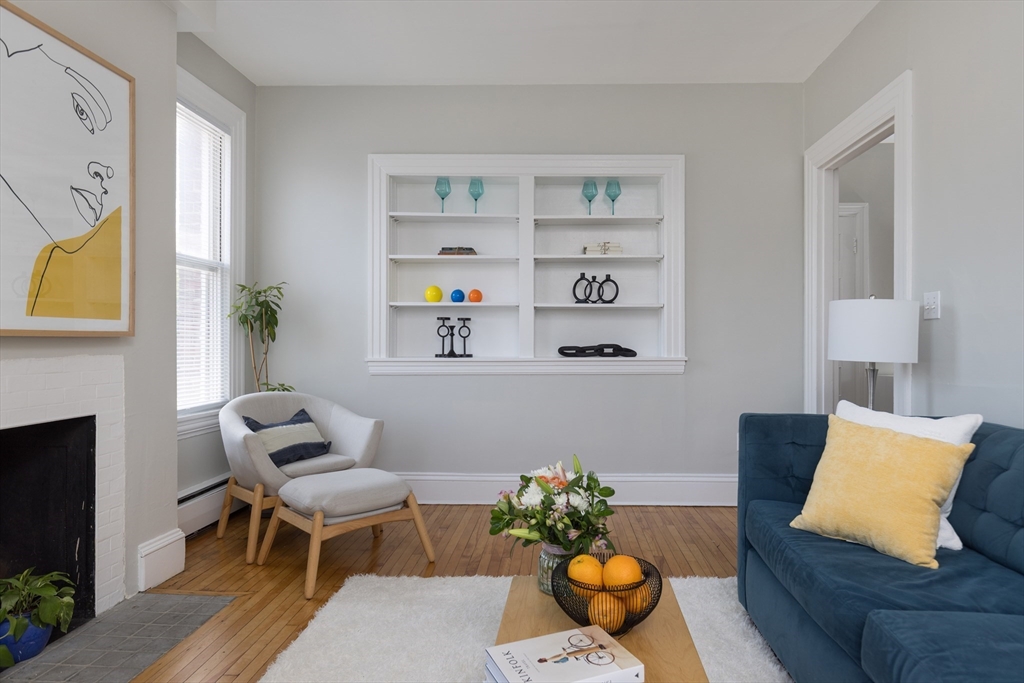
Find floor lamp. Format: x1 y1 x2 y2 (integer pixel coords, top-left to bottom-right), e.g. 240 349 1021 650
828 298 920 410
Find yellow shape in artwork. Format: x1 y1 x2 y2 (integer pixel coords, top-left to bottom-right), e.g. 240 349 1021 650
26 206 122 319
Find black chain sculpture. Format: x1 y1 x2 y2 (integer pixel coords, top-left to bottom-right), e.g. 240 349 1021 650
558 344 637 358
436 317 472 358
572 272 619 304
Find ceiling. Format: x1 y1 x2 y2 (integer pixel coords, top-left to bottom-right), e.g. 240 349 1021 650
192 0 878 87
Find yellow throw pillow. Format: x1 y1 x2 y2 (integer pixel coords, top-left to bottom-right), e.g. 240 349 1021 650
790 414 975 568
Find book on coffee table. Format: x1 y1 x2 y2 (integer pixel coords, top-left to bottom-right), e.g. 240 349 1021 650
485 624 644 683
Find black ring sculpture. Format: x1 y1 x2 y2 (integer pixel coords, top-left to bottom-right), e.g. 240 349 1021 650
572 272 619 304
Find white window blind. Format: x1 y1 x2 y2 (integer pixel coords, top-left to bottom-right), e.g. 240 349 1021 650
176 103 232 412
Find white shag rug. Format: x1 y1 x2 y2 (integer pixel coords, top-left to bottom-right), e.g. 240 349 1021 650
261 575 791 683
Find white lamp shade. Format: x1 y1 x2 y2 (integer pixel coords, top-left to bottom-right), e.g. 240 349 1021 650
828 299 920 364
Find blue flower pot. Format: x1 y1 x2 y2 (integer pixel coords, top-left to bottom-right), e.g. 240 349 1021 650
0 617 53 666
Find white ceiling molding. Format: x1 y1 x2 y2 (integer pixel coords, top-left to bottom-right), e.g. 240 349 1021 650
193 0 878 86
164 0 217 33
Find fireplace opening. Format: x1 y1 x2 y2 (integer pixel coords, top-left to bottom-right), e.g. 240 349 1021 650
0 416 96 639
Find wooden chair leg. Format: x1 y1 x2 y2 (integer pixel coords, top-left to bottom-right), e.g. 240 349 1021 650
246 483 265 565
304 511 325 599
406 493 435 563
257 498 284 566
216 477 236 539
371 524 383 538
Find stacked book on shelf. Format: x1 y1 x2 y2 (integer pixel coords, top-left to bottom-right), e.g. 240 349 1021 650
484 625 644 683
583 242 623 255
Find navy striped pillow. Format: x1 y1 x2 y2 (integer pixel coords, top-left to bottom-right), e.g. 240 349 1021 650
242 408 331 467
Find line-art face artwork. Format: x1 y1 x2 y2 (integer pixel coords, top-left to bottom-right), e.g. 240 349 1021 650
0 30 123 321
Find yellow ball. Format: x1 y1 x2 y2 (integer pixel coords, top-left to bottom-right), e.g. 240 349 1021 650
424 285 443 303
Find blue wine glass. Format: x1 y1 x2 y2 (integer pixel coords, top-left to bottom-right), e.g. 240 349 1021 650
468 178 484 214
582 180 599 215
605 180 622 215
435 177 452 213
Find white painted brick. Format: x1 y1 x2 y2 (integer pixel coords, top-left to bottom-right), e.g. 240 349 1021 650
1 391 32 410
95 383 122 399
1 358 32 375
48 402 85 421
64 384 97 402
6 407 47 427
44 373 81 390
9 374 45 393
110 477 125 494
0 374 8 393
26 358 63 375
28 388 65 408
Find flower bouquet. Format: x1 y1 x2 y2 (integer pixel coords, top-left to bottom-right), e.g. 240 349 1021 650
490 456 616 593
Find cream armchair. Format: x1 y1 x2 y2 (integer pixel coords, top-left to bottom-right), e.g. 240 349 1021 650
217 392 384 563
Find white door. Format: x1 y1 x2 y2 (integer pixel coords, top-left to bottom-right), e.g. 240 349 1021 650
833 204 868 410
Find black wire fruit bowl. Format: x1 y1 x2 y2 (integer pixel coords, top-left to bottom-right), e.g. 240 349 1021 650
551 551 662 637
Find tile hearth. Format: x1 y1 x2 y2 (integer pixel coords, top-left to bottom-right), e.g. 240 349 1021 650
0 593 233 683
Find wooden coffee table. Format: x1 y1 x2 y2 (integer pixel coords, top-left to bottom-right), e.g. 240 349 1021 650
495 576 708 682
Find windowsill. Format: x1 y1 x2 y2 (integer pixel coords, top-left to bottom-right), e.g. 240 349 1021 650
177 407 223 439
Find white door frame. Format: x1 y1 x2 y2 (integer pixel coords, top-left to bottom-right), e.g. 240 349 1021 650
804 70 913 415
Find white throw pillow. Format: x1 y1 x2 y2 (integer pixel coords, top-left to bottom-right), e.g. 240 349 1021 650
834 401 983 550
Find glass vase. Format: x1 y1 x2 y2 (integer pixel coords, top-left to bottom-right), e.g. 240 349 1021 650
537 543 573 595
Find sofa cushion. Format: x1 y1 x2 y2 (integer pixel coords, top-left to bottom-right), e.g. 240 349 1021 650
949 424 1024 573
746 499 1024 664
278 468 410 519
278 453 356 478
861 610 1024 683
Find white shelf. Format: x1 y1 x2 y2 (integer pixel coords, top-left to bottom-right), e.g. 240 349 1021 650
389 255 518 263
389 212 519 223
534 215 664 226
370 155 685 374
534 254 663 262
366 357 687 375
534 303 664 310
389 302 519 308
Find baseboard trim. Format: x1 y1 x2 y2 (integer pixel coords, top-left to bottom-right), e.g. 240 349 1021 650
137 529 186 590
394 472 738 506
178 483 245 537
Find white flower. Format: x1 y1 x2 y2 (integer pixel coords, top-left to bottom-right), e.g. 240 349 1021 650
554 493 569 509
519 482 544 508
568 492 589 512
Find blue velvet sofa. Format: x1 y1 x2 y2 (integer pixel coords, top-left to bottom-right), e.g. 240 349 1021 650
737 413 1024 683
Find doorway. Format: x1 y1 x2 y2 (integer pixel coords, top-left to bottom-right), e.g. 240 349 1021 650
803 70 913 415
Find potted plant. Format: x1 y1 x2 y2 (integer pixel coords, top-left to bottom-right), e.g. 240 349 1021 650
228 281 294 392
489 455 615 594
0 569 75 668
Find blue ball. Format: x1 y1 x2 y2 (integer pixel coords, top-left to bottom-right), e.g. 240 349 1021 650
450 289 465 302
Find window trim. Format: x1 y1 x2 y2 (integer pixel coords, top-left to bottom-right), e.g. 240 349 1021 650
176 66 247 438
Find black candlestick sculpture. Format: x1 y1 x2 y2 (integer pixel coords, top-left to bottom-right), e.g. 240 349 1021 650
457 318 473 357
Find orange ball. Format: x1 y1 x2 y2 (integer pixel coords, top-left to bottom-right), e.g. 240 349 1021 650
468 289 483 302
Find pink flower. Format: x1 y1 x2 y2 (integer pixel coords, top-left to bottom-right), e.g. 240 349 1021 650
567 529 581 541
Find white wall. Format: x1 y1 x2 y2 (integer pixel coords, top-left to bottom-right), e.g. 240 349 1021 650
175 32 258 495
804 0 1024 427
254 84 805 481
1 0 179 595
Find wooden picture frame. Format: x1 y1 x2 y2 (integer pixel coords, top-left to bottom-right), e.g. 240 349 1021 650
0 0 135 336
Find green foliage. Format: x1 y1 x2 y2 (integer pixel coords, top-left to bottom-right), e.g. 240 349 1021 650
0 568 75 668
229 282 293 392
489 455 616 555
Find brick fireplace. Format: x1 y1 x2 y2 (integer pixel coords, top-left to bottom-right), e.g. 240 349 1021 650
0 356 126 613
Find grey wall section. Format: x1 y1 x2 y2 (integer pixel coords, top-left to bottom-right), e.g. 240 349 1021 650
839 143 894 300
804 0 1024 426
1 0 178 595
254 84 804 476
175 33 259 495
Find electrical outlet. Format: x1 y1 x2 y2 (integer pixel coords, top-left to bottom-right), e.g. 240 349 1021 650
923 291 941 320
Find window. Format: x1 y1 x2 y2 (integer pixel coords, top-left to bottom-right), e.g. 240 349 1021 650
176 104 231 412
175 68 246 436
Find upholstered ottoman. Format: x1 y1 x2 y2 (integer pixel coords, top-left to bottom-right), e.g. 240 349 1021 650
256 469 435 598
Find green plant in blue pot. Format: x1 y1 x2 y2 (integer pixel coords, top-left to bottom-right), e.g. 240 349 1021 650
0 569 75 668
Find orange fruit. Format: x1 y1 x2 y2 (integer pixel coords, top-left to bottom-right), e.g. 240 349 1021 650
567 555 604 598
603 555 643 588
587 592 626 633
623 583 652 613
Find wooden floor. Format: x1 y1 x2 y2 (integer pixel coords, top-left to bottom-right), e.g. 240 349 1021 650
137 504 737 682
